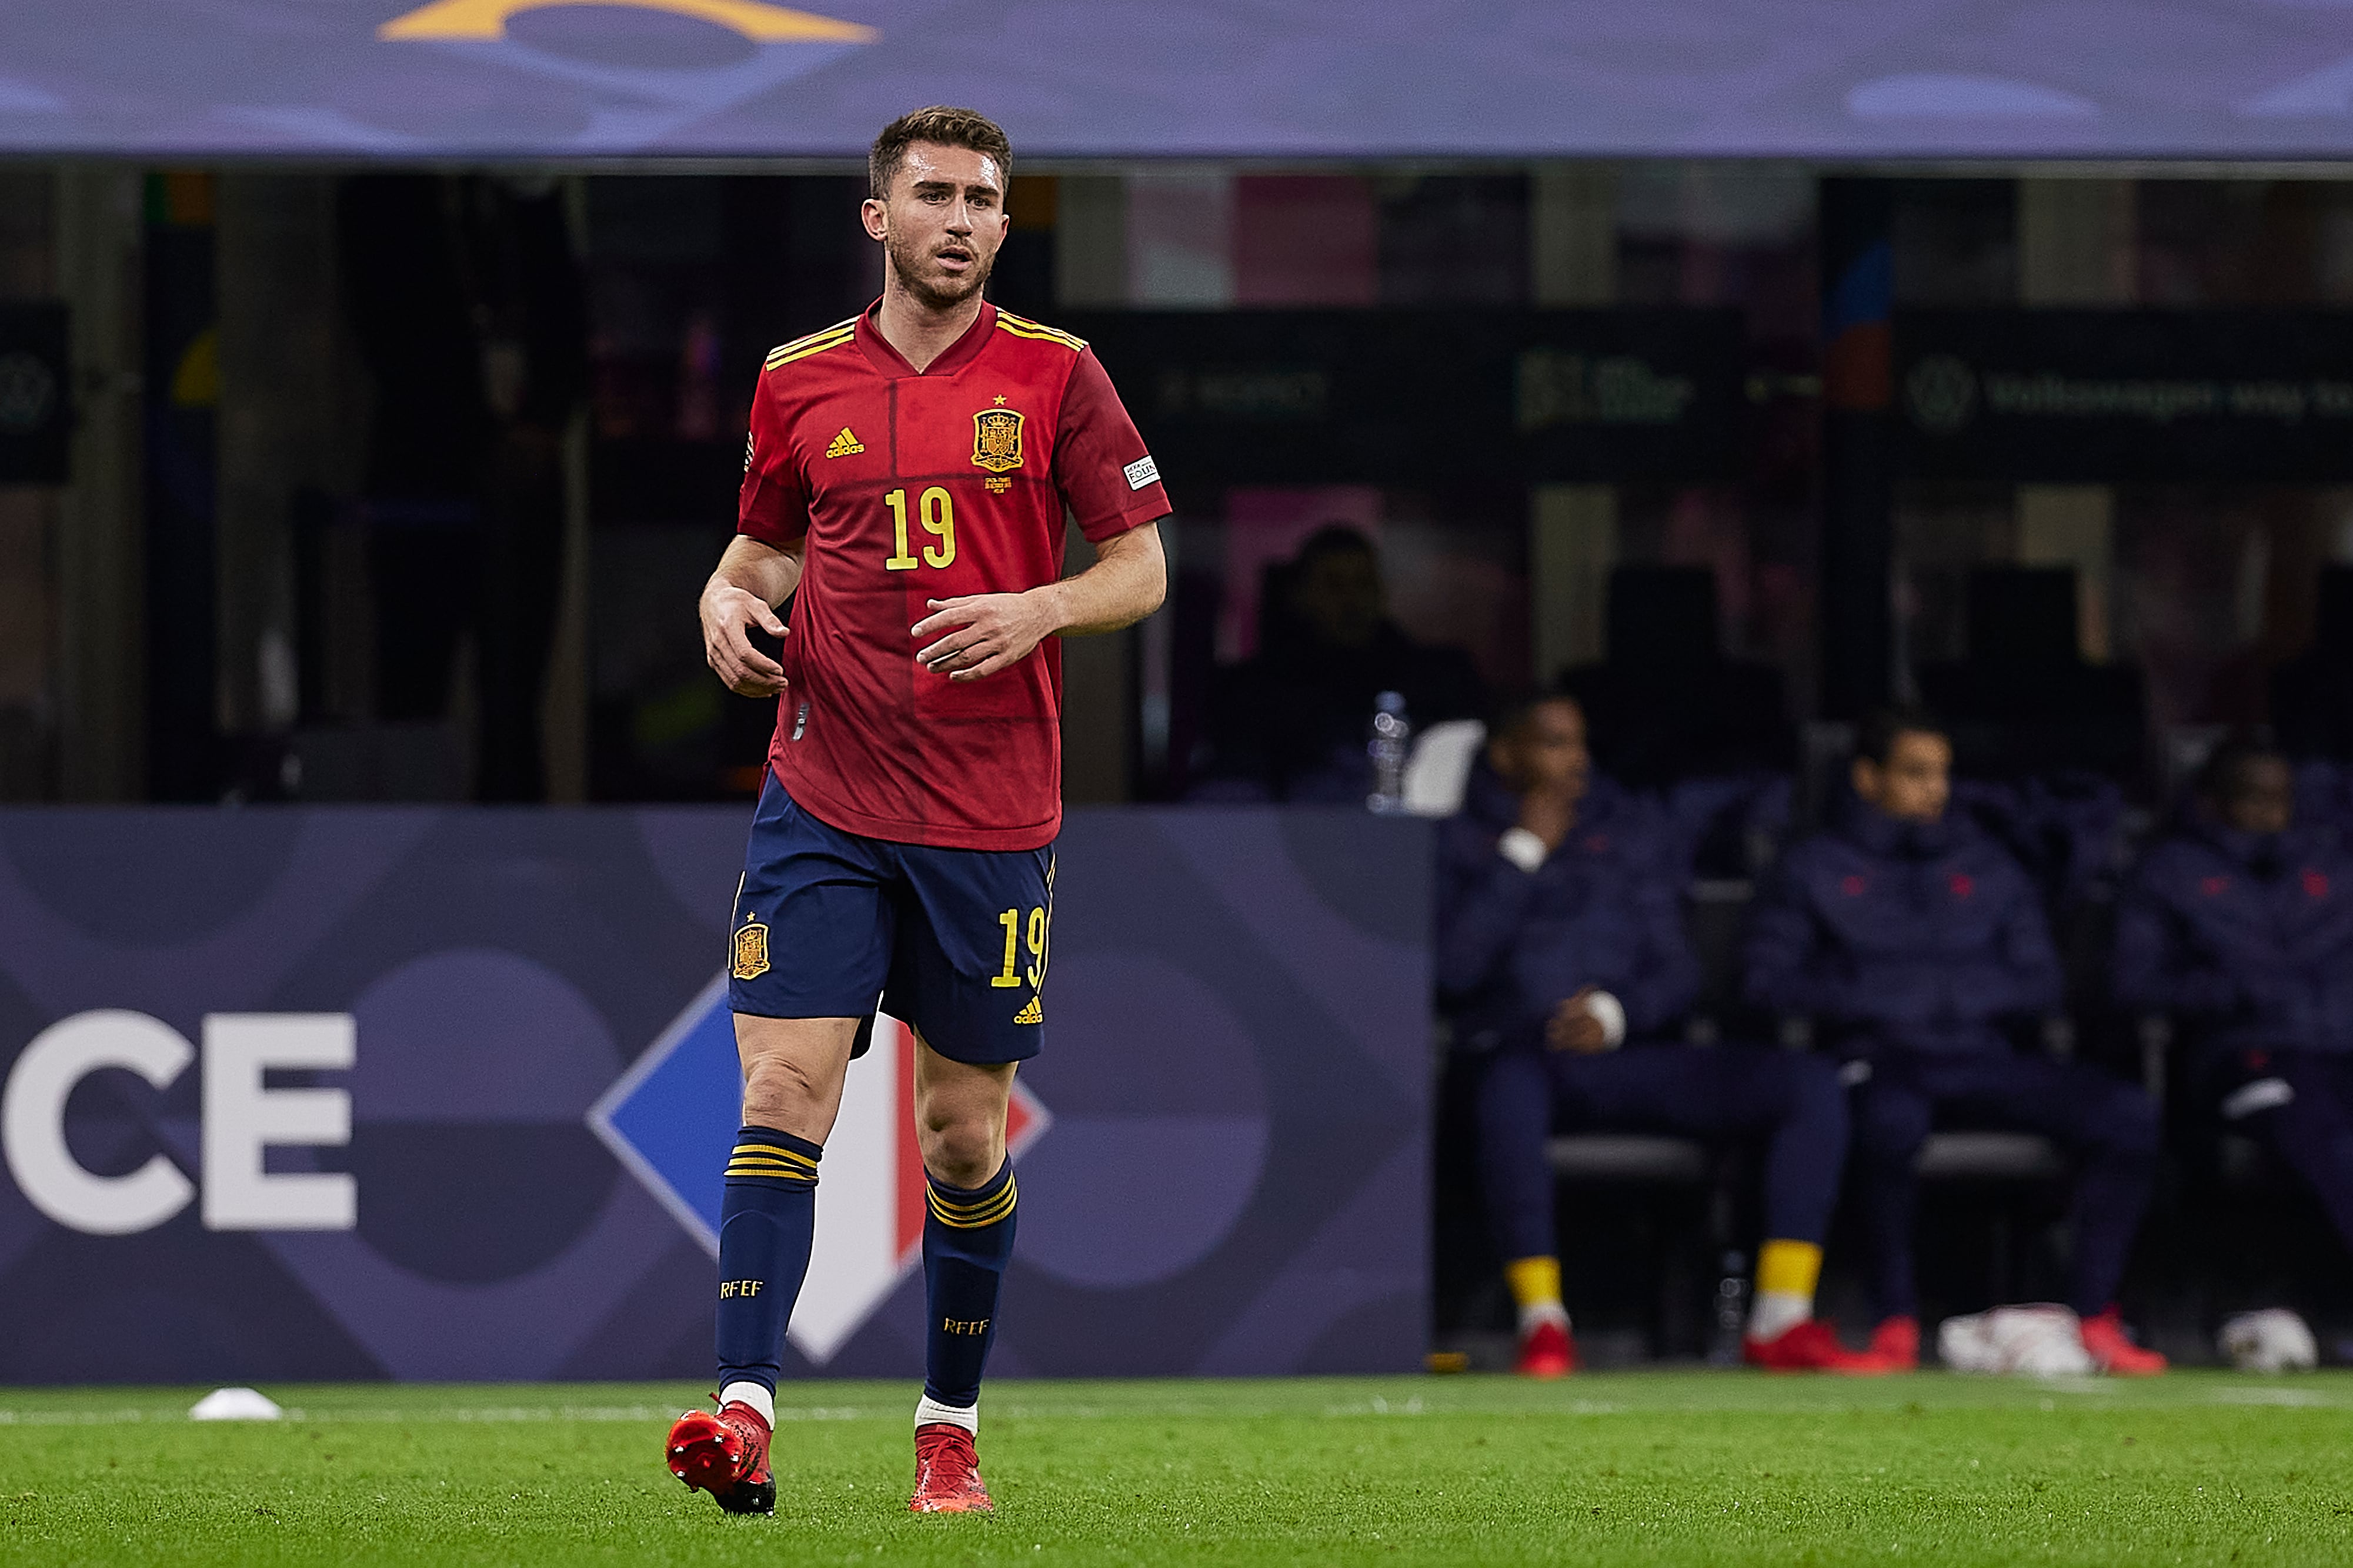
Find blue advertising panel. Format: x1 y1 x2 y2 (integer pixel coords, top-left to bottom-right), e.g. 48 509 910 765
0 806 1429 1384
5 2 2353 161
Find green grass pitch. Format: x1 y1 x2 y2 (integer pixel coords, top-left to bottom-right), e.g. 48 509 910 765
2 1373 2349 1566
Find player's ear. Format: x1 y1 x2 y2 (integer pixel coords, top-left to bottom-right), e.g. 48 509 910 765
860 198 889 242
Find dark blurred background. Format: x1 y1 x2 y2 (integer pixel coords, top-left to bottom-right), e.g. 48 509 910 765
8 168 2353 813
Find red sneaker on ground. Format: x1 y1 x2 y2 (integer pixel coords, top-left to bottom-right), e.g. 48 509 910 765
666 1399 775 1514
1868 1315 1921 1370
2081 1308 2168 1375
910 1423 993 1513
1743 1318 1896 1375
1514 1316 1577 1378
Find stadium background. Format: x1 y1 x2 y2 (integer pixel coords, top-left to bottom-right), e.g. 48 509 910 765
8 0 2353 1383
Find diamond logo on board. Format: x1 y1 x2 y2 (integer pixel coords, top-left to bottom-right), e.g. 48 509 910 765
589 975 1050 1363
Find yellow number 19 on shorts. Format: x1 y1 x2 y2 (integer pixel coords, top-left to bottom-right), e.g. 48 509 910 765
992 905 1049 989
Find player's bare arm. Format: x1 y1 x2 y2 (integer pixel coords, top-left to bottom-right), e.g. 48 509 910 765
910 519 1168 683
700 534 803 697
675 109 1176 1521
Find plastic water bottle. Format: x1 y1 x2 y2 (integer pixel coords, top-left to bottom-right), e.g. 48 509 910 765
1708 1249 1750 1366
1367 690 1411 813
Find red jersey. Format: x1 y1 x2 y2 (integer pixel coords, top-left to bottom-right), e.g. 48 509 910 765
737 300 1170 850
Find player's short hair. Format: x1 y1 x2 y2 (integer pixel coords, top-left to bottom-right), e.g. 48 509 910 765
1487 688 1581 741
2196 735 2287 805
1855 705 1947 766
1294 524 1379 570
870 106 1013 200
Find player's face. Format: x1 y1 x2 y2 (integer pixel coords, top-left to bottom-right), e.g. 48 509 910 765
1493 699 1591 802
1853 730 1952 824
2220 755 2294 836
863 142 1010 312
1293 548 1384 649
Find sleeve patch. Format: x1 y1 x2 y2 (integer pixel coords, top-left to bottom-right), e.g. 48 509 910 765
1123 454 1160 492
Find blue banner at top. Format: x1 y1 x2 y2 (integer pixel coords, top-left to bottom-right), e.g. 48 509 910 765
6 1 2353 161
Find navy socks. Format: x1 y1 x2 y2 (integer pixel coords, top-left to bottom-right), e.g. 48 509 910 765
921 1159 1018 1409
712 1126 1017 1419
713 1125 822 1399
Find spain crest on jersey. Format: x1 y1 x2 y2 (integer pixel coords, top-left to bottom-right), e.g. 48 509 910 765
971 407 1024 473
732 915 770 981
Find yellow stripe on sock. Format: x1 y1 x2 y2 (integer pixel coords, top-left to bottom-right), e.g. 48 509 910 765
1755 1239 1823 1300
927 1196 1014 1229
730 1148 815 1167
1504 1255 1562 1313
927 1180 1018 1229
927 1173 1016 1211
734 1143 816 1166
927 1185 1017 1225
726 1161 817 1182
729 1147 823 1171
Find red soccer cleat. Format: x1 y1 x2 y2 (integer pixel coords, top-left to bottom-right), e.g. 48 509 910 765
1514 1316 1578 1378
666 1399 775 1514
910 1422 993 1513
2081 1307 2168 1376
1743 1318 1895 1375
1868 1315 1921 1370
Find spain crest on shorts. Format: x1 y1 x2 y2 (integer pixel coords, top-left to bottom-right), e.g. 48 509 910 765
732 915 771 981
971 407 1024 473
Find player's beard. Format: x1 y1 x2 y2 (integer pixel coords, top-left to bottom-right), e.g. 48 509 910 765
887 232 993 312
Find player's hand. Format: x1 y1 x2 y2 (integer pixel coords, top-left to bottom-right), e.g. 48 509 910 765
702 581 788 697
1546 987 1610 1054
911 592 1055 683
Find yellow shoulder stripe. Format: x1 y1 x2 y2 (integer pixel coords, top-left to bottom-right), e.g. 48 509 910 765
765 319 858 369
994 312 1086 352
775 316 857 352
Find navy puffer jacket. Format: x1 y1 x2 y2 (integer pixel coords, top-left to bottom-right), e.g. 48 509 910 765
1742 800 2061 1056
2115 818 2353 1057
1436 767 1698 1054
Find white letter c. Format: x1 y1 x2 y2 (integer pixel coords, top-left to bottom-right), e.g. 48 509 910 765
2 1011 196 1235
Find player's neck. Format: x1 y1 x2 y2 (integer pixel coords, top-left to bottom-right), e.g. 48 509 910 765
873 282 987 374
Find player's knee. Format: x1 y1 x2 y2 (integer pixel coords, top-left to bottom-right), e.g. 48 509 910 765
740 1052 825 1129
917 1114 1003 1189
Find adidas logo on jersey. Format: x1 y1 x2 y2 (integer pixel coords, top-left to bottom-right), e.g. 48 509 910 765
826 427 865 458
1013 997 1042 1025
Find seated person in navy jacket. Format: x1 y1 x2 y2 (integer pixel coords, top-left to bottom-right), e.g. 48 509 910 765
2117 741 2353 1259
1439 693 1882 1376
1744 707 2164 1373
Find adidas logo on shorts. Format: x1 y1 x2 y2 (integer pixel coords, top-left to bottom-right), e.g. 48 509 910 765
1012 997 1042 1025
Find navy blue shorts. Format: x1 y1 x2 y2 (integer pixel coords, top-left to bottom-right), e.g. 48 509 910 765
727 777 1052 1065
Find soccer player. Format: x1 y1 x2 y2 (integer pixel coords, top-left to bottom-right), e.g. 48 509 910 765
1441 693 1883 1375
1744 707 2165 1374
2117 742 2353 1259
663 106 1170 1516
